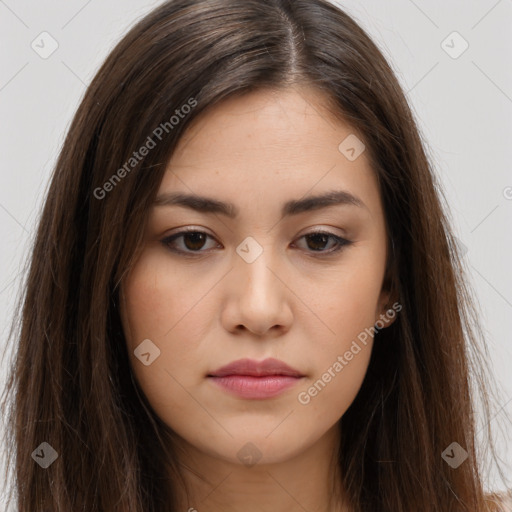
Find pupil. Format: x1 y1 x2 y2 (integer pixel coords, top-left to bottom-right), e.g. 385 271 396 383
307 233 328 251
184 232 206 250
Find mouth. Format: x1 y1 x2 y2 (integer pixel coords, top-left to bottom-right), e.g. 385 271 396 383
207 374 303 399
207 358 305 399
208 357 303 378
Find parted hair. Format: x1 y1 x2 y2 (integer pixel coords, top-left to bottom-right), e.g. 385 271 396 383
1 0 508 510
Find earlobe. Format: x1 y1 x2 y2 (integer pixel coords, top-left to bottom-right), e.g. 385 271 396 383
374 302 399 330
375 265 400 330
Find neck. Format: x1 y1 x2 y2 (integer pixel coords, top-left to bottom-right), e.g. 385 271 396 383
170 424 350 512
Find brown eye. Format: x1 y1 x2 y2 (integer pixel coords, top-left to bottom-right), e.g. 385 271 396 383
161 231 219 254
182 232 208 251
294 231 351 254
304 233 332 251
161 229 352 256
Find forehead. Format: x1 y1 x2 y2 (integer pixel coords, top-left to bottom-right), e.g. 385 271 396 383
170 86 358 165
159 86 381 219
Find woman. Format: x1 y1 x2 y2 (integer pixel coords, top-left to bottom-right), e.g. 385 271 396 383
1 0 510 510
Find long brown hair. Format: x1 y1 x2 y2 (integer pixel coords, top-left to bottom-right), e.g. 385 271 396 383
1 0 508 510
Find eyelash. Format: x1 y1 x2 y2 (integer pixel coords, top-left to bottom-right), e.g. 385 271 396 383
160 228 352 257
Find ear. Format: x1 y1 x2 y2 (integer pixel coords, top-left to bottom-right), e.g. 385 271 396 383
374 254 400 329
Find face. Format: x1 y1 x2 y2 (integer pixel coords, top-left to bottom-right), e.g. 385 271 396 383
119 86 395 469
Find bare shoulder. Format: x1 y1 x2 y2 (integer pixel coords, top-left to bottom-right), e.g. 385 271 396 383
486 491 512 512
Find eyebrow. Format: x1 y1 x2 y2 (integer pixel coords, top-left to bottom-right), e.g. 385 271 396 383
153 189 367 218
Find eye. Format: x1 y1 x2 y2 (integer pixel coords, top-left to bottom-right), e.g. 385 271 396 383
161 229 352 255
161 229 220 254
292 230 352 254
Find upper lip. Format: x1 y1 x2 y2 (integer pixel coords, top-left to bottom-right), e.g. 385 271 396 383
208 358 303 378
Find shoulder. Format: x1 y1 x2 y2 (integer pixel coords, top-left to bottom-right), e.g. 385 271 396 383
486 491 512 512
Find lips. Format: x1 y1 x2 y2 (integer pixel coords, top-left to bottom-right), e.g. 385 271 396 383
208 357 303 378
207 358 304 399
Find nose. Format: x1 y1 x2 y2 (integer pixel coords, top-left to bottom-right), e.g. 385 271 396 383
221 241 293 337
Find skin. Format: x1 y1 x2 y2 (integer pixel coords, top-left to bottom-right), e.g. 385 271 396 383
119 85 396 512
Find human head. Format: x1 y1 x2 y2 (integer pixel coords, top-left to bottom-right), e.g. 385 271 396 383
119 83 398 504
2 1 500 511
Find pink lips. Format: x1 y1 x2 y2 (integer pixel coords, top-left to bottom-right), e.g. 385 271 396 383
207 358 304 399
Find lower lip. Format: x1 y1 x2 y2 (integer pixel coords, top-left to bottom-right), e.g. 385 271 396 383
208 375 302 399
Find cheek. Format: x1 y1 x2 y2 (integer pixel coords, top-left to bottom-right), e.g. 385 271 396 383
299 250 382 415
297 331 374 412
121 251 215 347
119 252 211 403
315 250 385 343
119 259 210 439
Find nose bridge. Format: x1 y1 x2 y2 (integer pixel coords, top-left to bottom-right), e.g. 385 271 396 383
226 234 292 334
235 235 278 299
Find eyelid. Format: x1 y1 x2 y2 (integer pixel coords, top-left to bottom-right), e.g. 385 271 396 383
160 227 352 256
161 226 220 253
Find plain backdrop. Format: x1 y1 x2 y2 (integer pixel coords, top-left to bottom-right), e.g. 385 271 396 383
1 0 511 506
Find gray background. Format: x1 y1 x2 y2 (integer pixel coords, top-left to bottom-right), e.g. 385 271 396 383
1 0 511 505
